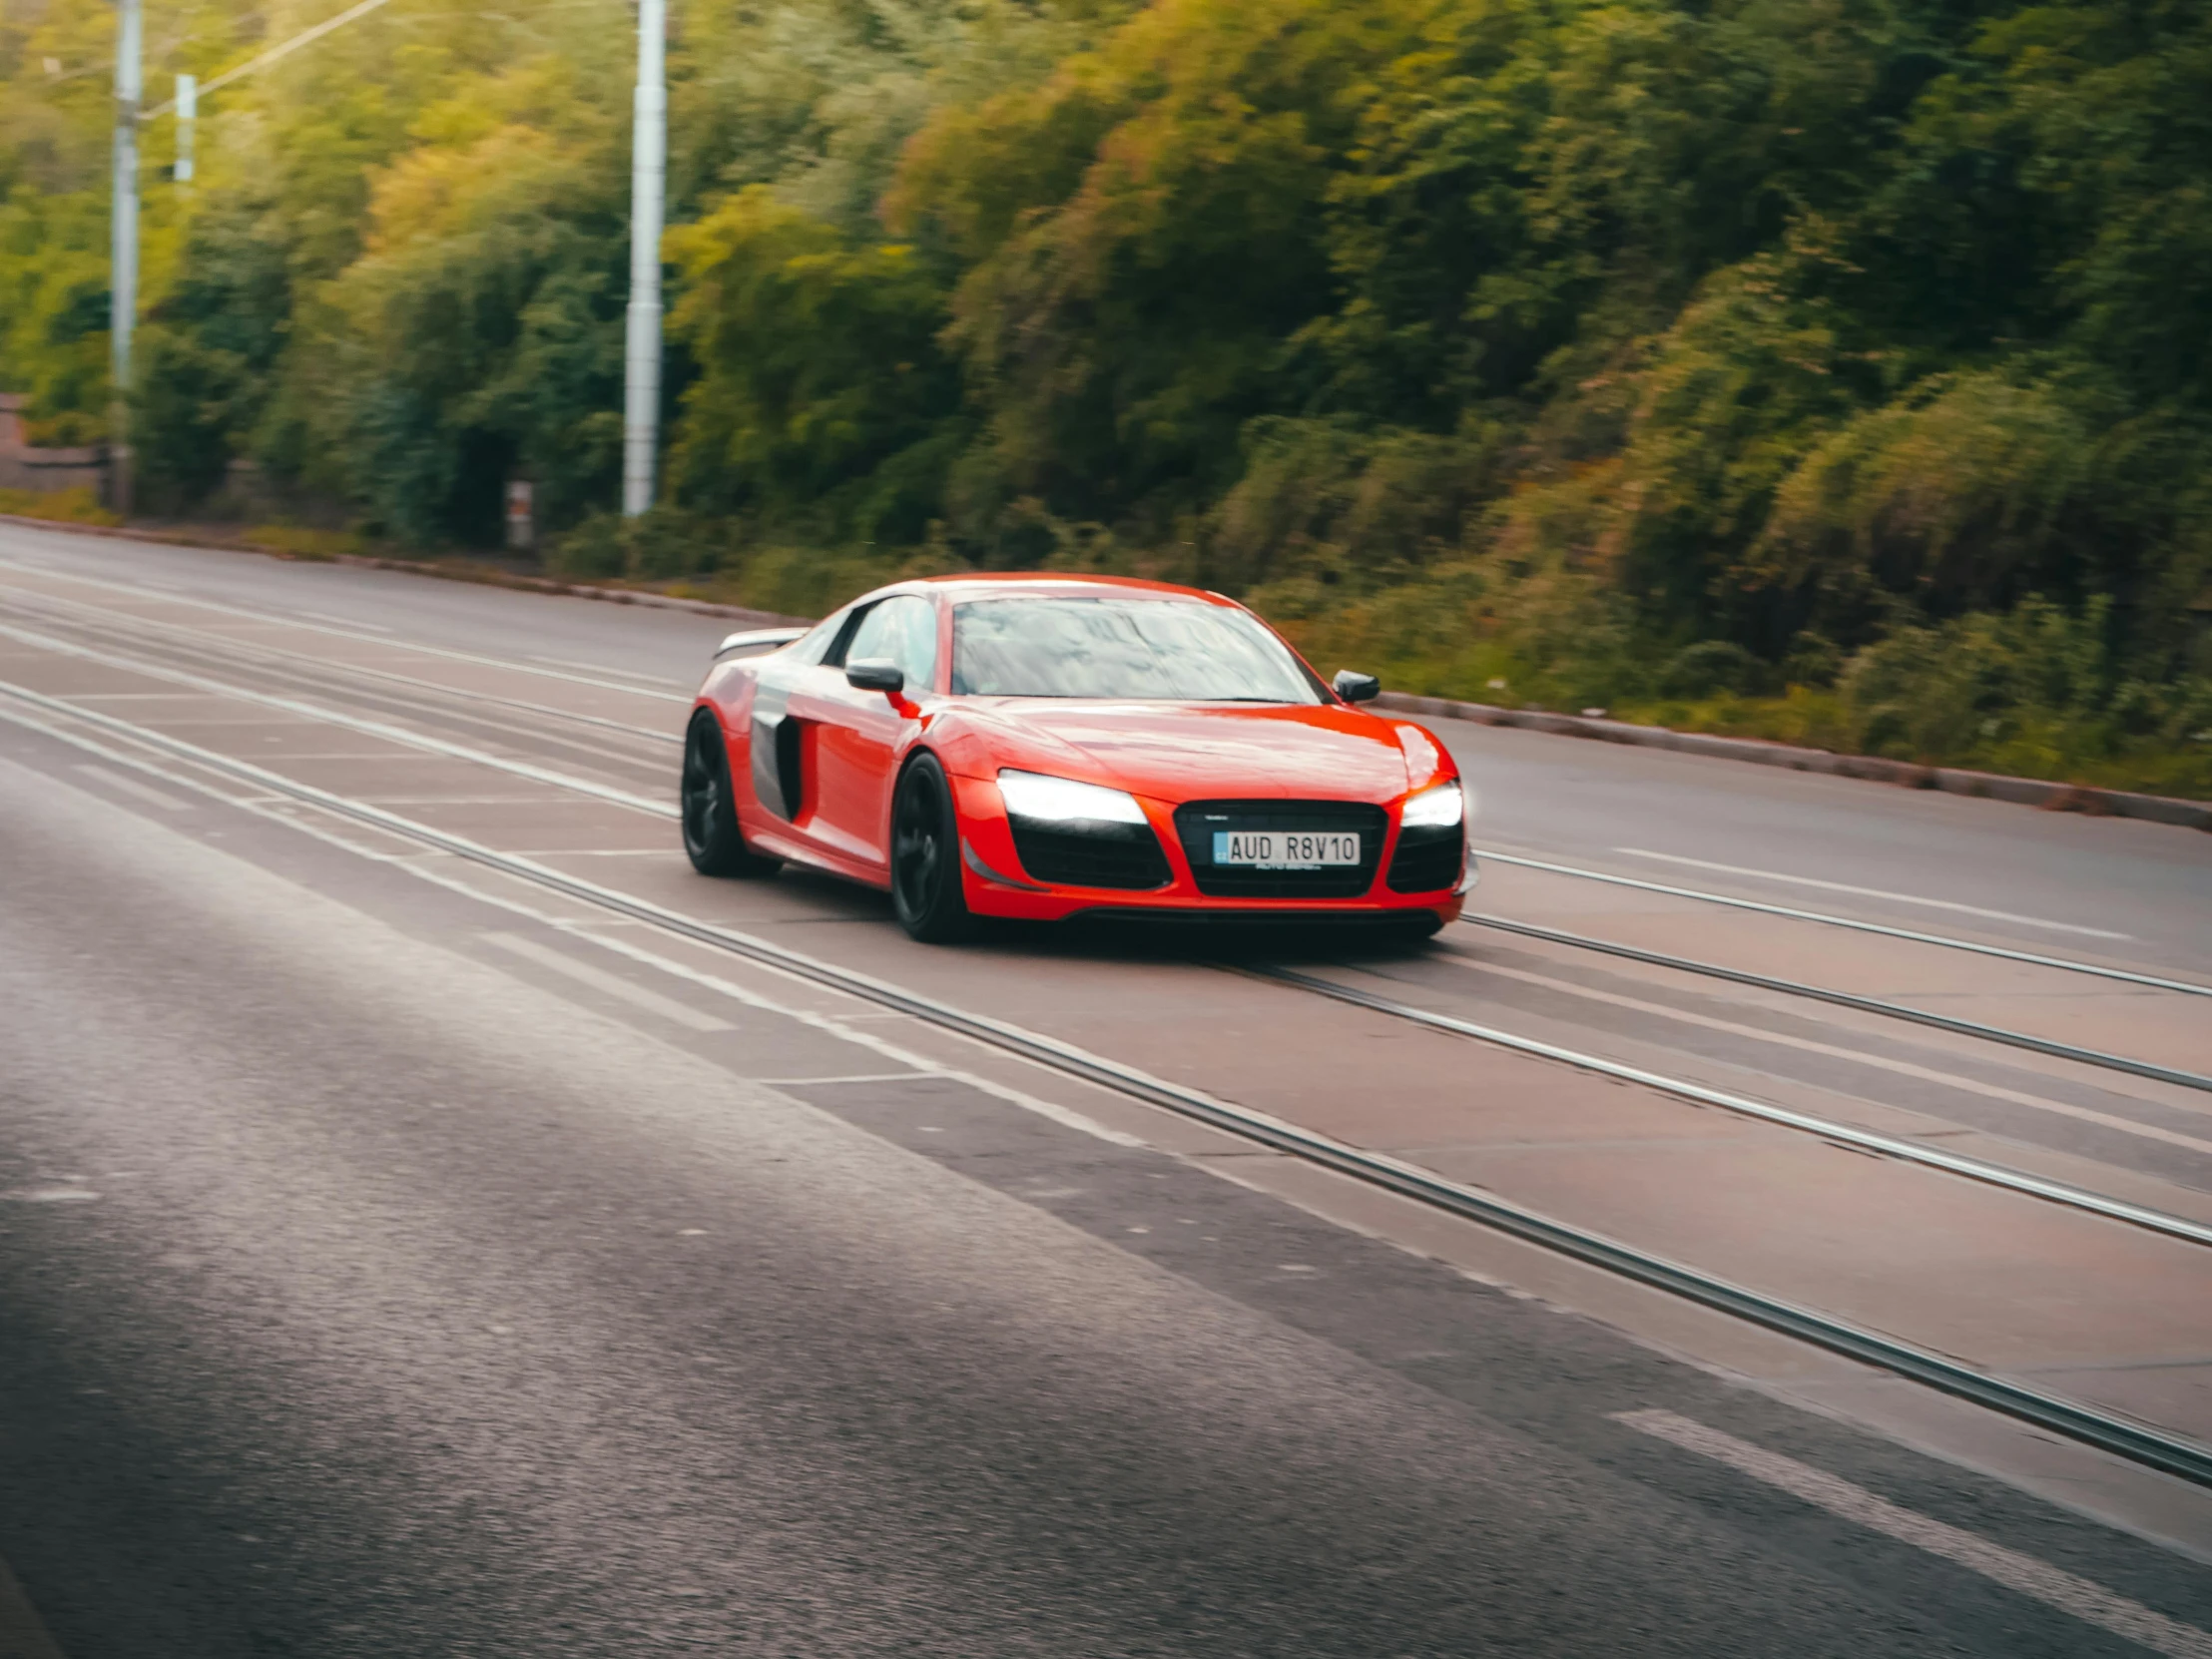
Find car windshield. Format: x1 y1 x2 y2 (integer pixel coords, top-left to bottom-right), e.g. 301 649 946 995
950 597 1322 703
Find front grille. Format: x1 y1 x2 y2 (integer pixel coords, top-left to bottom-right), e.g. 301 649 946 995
1173 800 1386 898
1386 825 1464 892
1009 819 1172 889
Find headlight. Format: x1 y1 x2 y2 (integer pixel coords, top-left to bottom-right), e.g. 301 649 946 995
1400 780 1464 830
997 770 1148 826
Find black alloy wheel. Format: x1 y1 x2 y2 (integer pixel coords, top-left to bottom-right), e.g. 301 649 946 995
890 753 974 942
681 712 780 877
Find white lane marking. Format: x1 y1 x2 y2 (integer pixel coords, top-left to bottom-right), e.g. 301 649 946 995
73 762 191 812
0 619 676 821
1616 1409 2212 1658
0 579 690 761
294 610 392 633
17 673 2212 1547
343 842 1143 1150
0 554 692 702
360 797 580 807
482 931 734 1031
1 583 686 745
502 848 671 856
1613 847 2132 940
560 926 1145 1148
3 700 1141 1162
241 808 424 862
1440 955 2212 1149
17 676 2210 1247
14 679 2211 1248
1265 959 2212 1245
1466 848 2211 997
5 712 490 871
0 716 265 818
755 1072 935 1085
528 652 688 690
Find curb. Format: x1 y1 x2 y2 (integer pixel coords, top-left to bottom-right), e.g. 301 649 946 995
1373 692 2212 831
5 511 2202 830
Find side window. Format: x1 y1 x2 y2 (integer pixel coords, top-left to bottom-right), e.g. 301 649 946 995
842 595 939 691
799 607 857 667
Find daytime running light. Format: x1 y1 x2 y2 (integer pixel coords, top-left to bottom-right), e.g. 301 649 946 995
997 770 1149 826
1400 780 1465 830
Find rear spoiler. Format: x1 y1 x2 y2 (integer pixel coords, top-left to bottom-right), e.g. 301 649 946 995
713 626 809 659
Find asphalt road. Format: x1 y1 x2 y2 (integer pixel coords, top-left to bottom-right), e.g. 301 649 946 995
6 524 2205 965
2 523 2209 1657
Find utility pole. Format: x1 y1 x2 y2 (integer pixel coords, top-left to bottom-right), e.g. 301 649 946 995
174 73 197 183
110 0 141 516
622 0 666 517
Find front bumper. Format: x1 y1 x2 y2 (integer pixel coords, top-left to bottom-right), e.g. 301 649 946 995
949 776 1467 925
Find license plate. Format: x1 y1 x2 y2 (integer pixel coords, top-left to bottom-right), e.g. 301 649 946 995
1212 830 1361 869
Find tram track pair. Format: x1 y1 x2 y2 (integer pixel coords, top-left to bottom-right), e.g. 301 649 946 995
0 616 681 821
3 671 2208 1487
1449 913 2212 1095
1465 846 2212 999
0 585 683 777
0 552 697 703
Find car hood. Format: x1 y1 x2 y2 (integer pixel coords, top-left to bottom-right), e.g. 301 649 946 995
972 700 1416 802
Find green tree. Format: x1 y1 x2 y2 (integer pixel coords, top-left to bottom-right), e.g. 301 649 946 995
667 187 960 543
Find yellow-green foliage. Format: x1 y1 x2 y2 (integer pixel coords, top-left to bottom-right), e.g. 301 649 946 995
0 485 117 524
5 0 2211 795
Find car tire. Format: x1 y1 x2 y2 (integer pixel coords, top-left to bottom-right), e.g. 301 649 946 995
890 753 974 943
682 712 780 877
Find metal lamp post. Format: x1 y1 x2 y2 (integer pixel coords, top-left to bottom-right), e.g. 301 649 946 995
110 0 141 516
621 0 666 518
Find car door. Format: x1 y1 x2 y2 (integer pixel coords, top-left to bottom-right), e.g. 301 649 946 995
803 593 940 870
745 606 854 838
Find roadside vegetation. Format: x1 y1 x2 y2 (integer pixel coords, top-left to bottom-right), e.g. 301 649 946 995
4 0 2209 796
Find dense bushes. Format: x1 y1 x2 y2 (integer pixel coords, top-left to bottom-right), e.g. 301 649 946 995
4 0 2210 792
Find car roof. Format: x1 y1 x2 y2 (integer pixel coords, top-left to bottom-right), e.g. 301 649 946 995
887 572 1238 607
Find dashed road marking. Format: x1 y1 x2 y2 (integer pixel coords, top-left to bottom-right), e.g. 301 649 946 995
755 1071 937 1086
483 931 734 1031
1617 1408 2212 1658
1442 955 2212 1152
1613 847 2131 939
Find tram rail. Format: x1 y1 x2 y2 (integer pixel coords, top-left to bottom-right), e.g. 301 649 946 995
3 669 2211 1487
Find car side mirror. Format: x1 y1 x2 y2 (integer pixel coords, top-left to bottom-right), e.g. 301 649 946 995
1333 670 1381 704
846 657 905 695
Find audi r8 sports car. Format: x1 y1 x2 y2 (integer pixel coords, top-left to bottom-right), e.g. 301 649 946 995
680 574 1470 942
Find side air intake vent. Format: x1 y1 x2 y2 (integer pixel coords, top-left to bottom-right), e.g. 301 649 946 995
1386 824 1463 892
1008 820 1172 890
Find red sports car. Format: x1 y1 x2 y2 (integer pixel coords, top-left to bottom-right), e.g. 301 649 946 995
680 574 1469 941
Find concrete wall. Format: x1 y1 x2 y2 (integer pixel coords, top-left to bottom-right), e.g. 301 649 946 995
0 394 109 497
